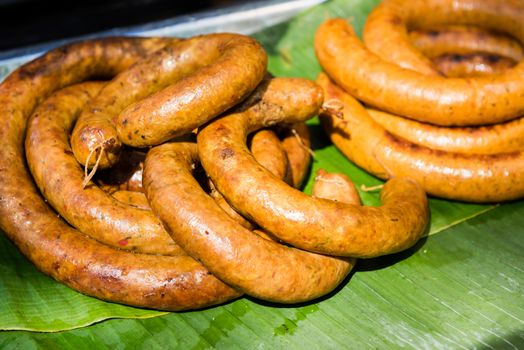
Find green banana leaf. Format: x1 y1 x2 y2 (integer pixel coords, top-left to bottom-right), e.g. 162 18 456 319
1 202 523 348
1 0 523 348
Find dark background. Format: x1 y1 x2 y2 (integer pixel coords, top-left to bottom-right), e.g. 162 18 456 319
0 0 249 51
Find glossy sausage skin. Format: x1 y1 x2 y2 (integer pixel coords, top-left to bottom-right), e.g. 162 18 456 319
112 190 151 210
198 77 429 258
116 34 268 147
0 38 239 310
361 4 524 154
432 53 516 77
144 142 354 303
250 129 289 181
69 38 189 169
364 0 524 75
318 73 524 203
25 83 181 255
279 122 312 188
315 3 524 126
312 169 361 205
368 108 524 155
409 25 524 61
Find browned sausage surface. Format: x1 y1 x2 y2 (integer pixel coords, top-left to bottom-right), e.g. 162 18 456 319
367 108 524 155
144 142 354 303
316 0 524 126
116 34 268 147
312 169 361 205
409 25 524 61
198 77 429 258
25 83 181 255
279 122 312 188
0 38 239 310
318 72 524 203
432 53 516 77
112 190 151 210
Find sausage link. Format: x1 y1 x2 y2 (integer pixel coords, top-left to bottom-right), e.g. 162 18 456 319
0 38 239 310
409 25 524 61
25 83 181 255
363 0 524 75
361 4 524 153
69 38 185 169
315 5 524 126
432 53 516 77
318 72 524 203
249 129 289 181
207 124 291 230
112 190 151 210
144 142 354 303
116 34 267 147
367 107 524 155
198 77 429 258
312 169 361 205
279 122 312 188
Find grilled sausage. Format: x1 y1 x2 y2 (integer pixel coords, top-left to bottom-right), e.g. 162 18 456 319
312 169 361 205
115 34 267 148
315 3 524 126
409 25 524 62
432 53 516 77
0 38 239 310
318 72 524 203
144 141 354 303
197 76 429 258
367 107 524 154
25 83 181 255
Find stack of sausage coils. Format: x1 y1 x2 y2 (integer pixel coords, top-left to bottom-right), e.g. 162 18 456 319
0 32 429 311
316 0 524 203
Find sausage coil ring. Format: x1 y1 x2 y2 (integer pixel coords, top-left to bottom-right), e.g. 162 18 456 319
318 73 524 203
25 82 182 255
315 0 524 126
356 2 524 156
364 0 524 77
116 34 268 148
70 38 181 170
71 33 267 169
144 142 354 303
198 77 429 258
0 38 240 310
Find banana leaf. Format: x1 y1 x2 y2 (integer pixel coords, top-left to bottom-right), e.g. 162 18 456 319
0 0 523 348
1 201 523 348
